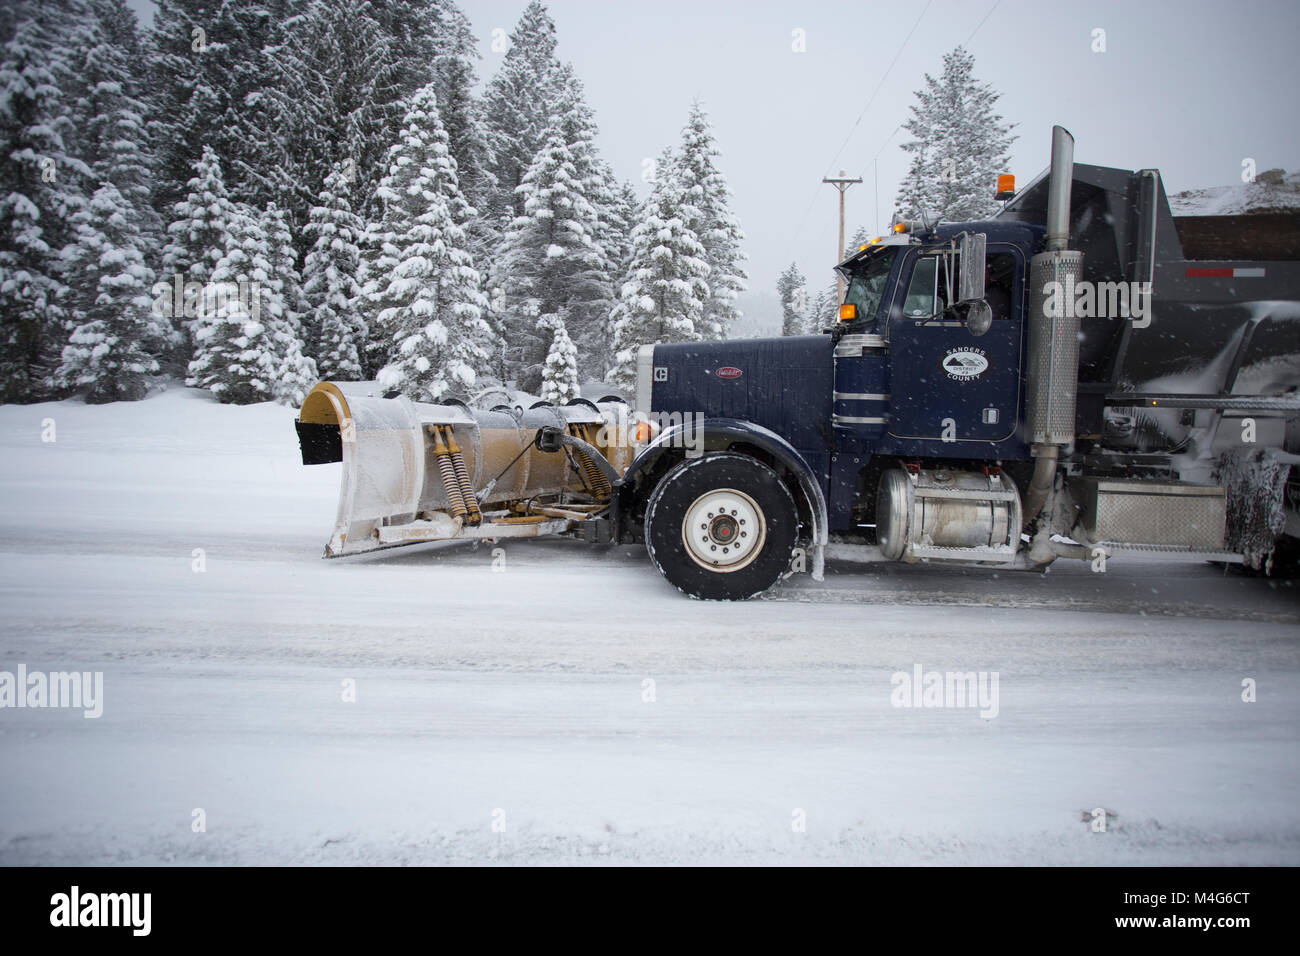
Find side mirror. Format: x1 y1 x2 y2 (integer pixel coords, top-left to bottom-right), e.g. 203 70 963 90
957 231 986 304
965 299 993 337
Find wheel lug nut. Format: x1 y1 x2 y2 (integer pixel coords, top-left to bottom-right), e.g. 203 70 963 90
710 545 717 551
740 531 747 537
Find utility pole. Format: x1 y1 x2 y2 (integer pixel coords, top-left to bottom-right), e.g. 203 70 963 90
823 170 862 304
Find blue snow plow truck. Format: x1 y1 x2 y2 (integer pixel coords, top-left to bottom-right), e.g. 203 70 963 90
297 127 1300 599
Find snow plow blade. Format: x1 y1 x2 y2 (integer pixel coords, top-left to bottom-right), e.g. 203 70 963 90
295 381 636 556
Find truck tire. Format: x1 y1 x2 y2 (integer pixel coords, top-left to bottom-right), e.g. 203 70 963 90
644 452 799 600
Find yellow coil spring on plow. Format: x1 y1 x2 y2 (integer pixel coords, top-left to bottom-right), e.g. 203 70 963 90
569 424 612 500
429 425 481 526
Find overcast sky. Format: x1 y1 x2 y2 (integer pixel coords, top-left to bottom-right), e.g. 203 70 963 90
128 0 1300 330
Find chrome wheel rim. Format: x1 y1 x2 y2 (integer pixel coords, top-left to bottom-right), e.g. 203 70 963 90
681 488 766 573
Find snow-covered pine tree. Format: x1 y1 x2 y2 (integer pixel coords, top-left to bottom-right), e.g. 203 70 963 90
361 83 490 401
421 5 492 281
556 74 623 381
608 148 711 391
538 316 579 403
805 283 838 335
583 178 640 382
606 179 639 285
186 201 283 404
160 146 236 289
583 165 636 381
893 46 1016 222
781 227 868 337
69 0 159 233
494 69 617 393
845 225 871 259
263 202 306 328
0 14 92 402
238 0 406 235
371 0 450 97
55 182 160 402
479 0 563 226
239 0 491 239
64 0 171 357
261 202 318 405
148 0 211 215
674 100 747 340
149 0 289 215
429 1 489 213
776 263 807 336
160 146 237 368
301 163 366 380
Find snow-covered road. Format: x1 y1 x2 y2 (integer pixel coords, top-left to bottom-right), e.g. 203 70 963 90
1 389 1297 864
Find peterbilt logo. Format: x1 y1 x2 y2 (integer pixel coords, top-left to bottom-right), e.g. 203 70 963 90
941 348 989 381
715 366 743 379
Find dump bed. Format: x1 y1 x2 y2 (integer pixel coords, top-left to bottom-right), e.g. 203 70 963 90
998 163 1300 396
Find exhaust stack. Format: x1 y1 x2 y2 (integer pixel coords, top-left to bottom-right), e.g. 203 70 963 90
1022 126 1085 531
1025 125 1084 448
1043 125 1075 253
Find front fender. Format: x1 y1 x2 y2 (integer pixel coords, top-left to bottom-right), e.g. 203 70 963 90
619 417 827 580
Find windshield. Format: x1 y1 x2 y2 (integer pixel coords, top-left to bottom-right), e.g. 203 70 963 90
842 248 898 326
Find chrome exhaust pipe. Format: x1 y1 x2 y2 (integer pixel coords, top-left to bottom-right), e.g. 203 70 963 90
1023 126 1084 529
1044 125 1075 253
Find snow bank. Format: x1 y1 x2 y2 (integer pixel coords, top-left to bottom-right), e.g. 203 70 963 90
1168 169 1300 216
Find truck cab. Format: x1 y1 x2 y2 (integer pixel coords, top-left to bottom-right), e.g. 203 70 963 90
832 222 1035 454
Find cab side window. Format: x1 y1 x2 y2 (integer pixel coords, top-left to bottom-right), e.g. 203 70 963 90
901 255 950 319
902 250 1017 320
902 256 936 318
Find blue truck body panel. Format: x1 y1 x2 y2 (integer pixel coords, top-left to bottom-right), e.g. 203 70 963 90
649 334 835 489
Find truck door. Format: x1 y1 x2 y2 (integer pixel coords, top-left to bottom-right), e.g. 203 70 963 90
886 244 1023 442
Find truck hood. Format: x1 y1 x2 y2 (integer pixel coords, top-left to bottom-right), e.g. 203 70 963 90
648 334 834 450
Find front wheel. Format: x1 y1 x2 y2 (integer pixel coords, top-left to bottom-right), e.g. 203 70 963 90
644 453 799 600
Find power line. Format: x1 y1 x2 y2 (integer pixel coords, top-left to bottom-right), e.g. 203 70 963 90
784 0 935 255
861 0 1004 232
818 0 934 181
964 0 1002 46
